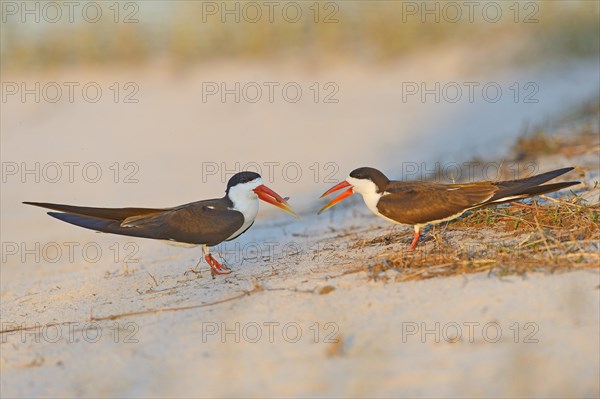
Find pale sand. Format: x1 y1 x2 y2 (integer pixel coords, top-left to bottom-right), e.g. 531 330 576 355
1 57 599 397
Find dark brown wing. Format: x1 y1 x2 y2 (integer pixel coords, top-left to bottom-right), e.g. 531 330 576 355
117 201 245 245
377 167 579 226
378 182 497 225
24 199 245 246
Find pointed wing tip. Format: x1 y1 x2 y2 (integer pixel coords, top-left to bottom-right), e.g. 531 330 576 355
557 180 581 187
23 201 53 208
47 211 65 218
558 167 576 175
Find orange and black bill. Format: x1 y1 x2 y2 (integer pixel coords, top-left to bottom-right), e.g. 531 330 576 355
253 185 300 219
317 181 354 214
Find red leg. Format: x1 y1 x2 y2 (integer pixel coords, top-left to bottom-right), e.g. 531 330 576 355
205 254 232 275
407 229 421 252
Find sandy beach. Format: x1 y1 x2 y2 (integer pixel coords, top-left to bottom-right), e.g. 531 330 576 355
1 59 599 397
1 8 600 394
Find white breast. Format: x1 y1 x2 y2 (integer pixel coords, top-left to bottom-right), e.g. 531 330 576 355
347 176 403 225
361 189 384 216
348 177 382 212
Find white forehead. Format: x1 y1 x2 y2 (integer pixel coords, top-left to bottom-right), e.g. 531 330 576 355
244 177 263 189
229 177 263 191
347 176 378 195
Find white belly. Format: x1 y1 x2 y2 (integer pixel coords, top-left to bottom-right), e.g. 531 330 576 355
226 196 259 240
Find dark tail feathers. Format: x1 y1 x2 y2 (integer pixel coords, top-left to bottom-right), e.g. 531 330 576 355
487 167 579 205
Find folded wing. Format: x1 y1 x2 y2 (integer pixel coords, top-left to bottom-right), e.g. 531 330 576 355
378 167 579 225
379 182 496 225
24 201 244 246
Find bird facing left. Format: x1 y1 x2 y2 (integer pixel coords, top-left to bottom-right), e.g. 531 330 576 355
24 171 299 275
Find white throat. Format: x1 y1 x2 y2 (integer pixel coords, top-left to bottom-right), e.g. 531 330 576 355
225 178 262 240
347 176 385 217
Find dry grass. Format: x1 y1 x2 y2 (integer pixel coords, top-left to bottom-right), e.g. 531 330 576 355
358 196 599 282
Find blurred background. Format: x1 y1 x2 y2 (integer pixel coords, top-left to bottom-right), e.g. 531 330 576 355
2 0 599 267
2 1 598 69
